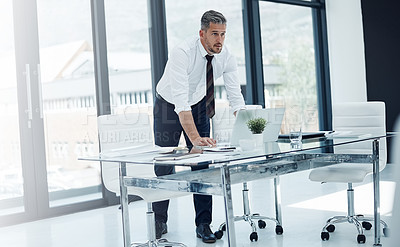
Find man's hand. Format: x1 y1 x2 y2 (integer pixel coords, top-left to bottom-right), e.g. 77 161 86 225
190 137 216 154
179 111 216 147
190 146 203 154
192 136 216 147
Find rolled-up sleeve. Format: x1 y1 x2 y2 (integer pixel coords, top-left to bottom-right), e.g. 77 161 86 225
167 48 192 114
223 55 245 113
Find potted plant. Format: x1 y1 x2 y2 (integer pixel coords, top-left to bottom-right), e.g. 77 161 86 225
246 118 267 147
246 117 267 134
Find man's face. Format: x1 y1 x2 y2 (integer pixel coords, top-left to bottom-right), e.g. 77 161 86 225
200 22 226 55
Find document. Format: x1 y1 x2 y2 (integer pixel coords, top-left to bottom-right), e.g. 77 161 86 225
193 145 236 152
153 153 200 161
325 131 371 139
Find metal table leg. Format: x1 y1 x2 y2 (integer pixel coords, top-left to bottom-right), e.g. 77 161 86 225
372 140 381 246
221 164 236 247
119 162 131 247
274 176 282 226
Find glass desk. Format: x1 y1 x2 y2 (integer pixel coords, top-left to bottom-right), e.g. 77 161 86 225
80 134 394 247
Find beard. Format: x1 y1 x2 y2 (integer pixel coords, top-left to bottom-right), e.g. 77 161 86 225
206 41 223 54
209 46 222 54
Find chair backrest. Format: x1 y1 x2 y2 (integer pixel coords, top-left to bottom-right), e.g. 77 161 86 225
98 113 154 195
388 116 400 246
333 101 387 168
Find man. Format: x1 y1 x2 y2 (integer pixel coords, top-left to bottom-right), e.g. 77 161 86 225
153 10 245 243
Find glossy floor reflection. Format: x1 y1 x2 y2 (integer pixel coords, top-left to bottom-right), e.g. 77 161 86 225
0 165 396 247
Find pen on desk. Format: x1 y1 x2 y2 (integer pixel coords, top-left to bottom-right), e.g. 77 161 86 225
193 146 236 151
220 147 236 150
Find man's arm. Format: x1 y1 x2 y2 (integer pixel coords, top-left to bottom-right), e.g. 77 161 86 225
223 54 245 113
178 111 216 147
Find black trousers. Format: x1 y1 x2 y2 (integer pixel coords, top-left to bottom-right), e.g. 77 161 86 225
152 96 212 227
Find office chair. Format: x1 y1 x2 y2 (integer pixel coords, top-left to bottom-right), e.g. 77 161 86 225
98 113 188 247
211 105 283 242
309 101 388 244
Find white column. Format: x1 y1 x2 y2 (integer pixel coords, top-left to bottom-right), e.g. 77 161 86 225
326 0 367 104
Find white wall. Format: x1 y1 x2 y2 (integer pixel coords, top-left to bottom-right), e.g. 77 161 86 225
325 0 367 104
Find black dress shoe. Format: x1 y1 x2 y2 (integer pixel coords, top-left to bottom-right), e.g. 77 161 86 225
155 221 168 239
196 224 217 243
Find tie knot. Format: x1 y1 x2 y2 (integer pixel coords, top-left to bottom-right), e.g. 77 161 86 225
205 55 213 62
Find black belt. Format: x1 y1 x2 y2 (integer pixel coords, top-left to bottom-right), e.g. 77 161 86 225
156 92 205 108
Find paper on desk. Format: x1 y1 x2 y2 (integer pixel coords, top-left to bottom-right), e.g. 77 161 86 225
154 153 200 161
101 145 172 158
195 146 236 152
325 131 372 139
162 152 238 165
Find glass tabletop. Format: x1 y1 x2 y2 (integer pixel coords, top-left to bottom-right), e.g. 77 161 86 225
79 133 394 167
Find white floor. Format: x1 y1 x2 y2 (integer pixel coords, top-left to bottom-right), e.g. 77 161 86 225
0 165 397 247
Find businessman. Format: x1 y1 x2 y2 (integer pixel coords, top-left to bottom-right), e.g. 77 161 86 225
153 10 245 243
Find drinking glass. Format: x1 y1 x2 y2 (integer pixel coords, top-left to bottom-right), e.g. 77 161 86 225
289 125 302 144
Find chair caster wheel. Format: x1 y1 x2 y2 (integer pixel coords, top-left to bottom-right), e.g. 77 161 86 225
357 234 366 244
258 220 266 229
326 224 335 232
275 225 283 235
383 227 389 237
250 232 258 242
362 221 372 230
321 231 330 241
214 230 223 239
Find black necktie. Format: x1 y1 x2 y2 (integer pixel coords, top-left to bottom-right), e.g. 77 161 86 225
205 55 215 118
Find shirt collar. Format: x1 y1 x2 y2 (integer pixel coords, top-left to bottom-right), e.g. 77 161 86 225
197 38 210 58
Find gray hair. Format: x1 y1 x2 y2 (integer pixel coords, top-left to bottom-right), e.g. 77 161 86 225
201 10 227 30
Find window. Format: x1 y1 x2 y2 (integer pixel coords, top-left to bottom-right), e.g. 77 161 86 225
0 0 25 217
259 1 319 132
36 0 101 207
104 0 152 114
256 0 330 132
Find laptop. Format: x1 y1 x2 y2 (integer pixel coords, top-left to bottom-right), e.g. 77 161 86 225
229 108 285 146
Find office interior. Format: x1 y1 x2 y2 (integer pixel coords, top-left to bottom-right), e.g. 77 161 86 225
1 0 399 246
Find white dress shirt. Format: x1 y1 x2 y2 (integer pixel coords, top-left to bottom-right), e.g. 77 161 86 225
156 36 245 115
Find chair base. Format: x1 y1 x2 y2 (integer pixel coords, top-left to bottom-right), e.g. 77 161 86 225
319 185 388 244
214 179 283 242
133 203 186 247
215 213 283 242
320 214 388 244
132 238 186 247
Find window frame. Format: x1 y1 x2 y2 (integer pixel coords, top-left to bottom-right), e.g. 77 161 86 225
243 0 332 130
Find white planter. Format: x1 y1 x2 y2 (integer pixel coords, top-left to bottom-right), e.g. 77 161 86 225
252 133 264 147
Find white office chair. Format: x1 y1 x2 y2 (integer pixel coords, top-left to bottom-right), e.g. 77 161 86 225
387 117 400 247
212 105 283 242
309 101 388 244
98 113 188 247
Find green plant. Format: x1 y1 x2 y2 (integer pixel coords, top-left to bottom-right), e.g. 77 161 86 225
246 117 267 134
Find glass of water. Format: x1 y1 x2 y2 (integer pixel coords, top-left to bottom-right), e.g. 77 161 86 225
289 125 302 144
